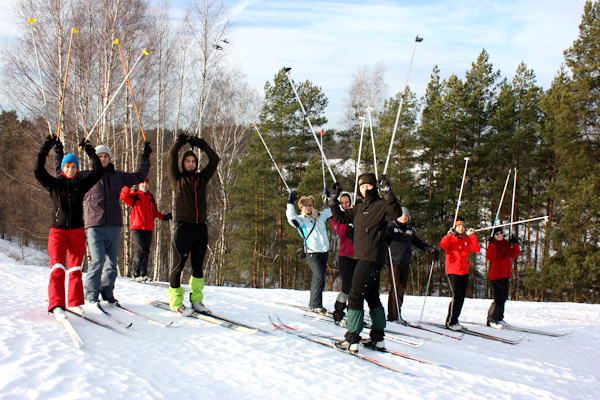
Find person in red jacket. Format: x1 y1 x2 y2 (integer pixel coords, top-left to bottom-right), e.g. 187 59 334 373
439 216 481 331
330 192 357 324
121 178 172 281
486 227 520 328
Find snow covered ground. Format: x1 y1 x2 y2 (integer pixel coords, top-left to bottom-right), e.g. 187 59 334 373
0 237 598 400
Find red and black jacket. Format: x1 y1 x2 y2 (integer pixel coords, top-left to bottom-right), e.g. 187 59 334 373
120 186 165 231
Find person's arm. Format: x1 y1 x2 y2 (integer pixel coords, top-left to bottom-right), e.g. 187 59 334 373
167 134 187 187
412 231 433 252
122 154 151 187
486 242 497 262
120 186 134 207
78 143 105 192
468 233 481 253
34 137 55 189
199 142 220 181
511 243 521 259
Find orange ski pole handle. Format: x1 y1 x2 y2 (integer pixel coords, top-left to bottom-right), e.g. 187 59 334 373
113 39 146 142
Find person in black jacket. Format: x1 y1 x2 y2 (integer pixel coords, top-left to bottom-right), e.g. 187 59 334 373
34 135 103 320
385 207 438 325
329 173 402 353
166 133 220 314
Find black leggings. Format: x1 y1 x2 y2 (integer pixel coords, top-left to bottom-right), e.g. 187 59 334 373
488 278 509 323
132 229 153 277
338 255 358 295
170 221 208 288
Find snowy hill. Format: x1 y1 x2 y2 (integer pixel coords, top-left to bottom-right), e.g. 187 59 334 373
0 238 598 399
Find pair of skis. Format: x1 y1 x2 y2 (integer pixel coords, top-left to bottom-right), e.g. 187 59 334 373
459 320 572 337
418 321 524 345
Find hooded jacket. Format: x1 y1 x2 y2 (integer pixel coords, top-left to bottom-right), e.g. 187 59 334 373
54 154 150 227
167 138 220 223
330 187 402 264
120 186 165 231
386 221 433 266
36 149 104 230
487 239 520 280
439 232 480 275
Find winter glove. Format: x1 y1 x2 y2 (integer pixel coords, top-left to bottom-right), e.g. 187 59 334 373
447 227 455 236
163 212 172 221
78 137 88 149
40 135 55 153
84 143 96 157
331 182 342 200
378 175 391 193
177 133 188 144
287 192 297 204
466 228 475 236
429 248 440 261
487 236 494 244
322 188 330 199
54 139 64 157
192 137 207 150
509 234 519 245
142 141 152 158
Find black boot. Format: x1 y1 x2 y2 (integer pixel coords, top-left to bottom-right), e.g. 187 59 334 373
332 300 346 323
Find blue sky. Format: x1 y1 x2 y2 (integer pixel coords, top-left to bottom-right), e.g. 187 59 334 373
1 0 590 129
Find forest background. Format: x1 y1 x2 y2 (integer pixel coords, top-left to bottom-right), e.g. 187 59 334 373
0 0 598 304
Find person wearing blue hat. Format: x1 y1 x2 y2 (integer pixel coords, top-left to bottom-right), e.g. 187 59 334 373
35 135 104 321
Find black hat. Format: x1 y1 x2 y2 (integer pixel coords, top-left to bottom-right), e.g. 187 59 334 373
357 173 377 188
492 227 504 236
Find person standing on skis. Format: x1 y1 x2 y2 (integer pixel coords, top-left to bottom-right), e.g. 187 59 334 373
120 178 172 282
166 133 220 314
330 192 357 324
35 135 103 320
439 216 480 331
385 207 438 325
486 227 520 328
329 173 402 353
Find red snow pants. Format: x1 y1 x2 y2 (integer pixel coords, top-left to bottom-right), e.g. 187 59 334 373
47 227 86 311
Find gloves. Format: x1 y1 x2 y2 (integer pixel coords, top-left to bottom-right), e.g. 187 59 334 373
191 136 207 150
466 228 475 236
40 135 54 153
287 192 297 204
322 188 330 199
142 141 152 157
331 182 342 200
378 175 391 193
163 212 172 221
84 143 96 157
430 249 440 261
487 236 494 244
447 228 455 236
78 137 88 148
177 133 188 144
54 139 64 157
509 234 519 245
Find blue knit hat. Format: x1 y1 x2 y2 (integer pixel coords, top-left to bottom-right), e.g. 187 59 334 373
61 153 80 171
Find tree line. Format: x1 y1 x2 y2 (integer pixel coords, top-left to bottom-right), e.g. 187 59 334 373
0 0 598 303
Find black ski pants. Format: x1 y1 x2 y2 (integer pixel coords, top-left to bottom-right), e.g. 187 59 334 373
387 263 409 321
488 278 509 323
446 273 469 326
132 229 153 278
170 221 208 288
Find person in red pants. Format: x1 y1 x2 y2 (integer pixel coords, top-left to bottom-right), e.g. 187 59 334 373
34 135 103 320
120 178 172 281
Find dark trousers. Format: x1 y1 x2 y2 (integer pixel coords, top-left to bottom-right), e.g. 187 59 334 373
132 229 153 278
338 255 358 296
306 252 328 309
446 273 469 326
387 263 409 321
346 260 385 343
170 221 208 288
488 278 509 323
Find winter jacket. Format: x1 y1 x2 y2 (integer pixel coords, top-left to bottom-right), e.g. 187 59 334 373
120 186 165 231
330 188 402 264
439 232 481 275
386 221 433 266
54 154 150 227
167 138 220 223
36 149 103 230
286 204 332 253
331 218 354 257
487 239 520 280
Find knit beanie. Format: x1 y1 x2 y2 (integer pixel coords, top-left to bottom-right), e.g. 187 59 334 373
60 153 80 171
95 144 112 159
357 173 377 188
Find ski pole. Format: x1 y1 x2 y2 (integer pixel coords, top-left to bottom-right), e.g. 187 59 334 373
383 35 423 176
490 169 512 237
251 123 291 193
27 18 53 137
82 48 149 147
284 68 336 182
196 42 227 136
418 257 436 323
453 157 470 227
388 247 401 322
509 168 517 236
56 28 78 139
353 116 366 204
366 107 379 180
320 129 326 191
114 39 146 141
474 216 549 233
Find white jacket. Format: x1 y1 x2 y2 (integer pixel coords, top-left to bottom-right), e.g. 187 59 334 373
286 203 332 253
